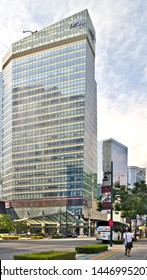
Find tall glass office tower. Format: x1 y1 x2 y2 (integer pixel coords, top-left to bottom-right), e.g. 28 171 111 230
98 138 128 186
128 166 146 189
0 73 2 199
2 10 97 218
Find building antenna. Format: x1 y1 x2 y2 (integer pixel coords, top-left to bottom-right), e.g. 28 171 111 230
23 30 37 35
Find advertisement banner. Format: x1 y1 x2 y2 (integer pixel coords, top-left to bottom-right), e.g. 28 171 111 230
101 185 111 211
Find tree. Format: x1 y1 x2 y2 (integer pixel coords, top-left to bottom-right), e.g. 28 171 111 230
96 195 103 212
97 181 147 225
131 181 147 215
13 220 28 234
0 214 14 233
112 183 137 225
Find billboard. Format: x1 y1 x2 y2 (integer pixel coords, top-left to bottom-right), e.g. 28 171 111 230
101 185 111 211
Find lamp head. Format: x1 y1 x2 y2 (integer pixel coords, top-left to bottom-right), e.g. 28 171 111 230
103 175 108 181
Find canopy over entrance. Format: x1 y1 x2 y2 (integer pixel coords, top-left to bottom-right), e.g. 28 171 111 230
14 210 86 226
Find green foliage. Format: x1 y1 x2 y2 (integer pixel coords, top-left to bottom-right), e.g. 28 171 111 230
75 244 108 254
131 181 147 215
97 181 147 221
31 236 44 239
36 232 46 237
113 181 147 218
13 251 76 260
0 214 14 233
113 239 124 244
2 236 19 240
13 220 28 234
51 235 63 239
96 196 103 211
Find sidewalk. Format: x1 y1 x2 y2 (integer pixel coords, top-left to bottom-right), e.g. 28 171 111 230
78 238 147 260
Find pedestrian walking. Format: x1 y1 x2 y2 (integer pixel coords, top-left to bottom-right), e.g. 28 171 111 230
124 227 134 257
123 227 128 255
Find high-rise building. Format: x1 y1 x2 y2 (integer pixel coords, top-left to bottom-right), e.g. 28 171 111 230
128 166 146 189
2 10 97 219
98 138 128 186
0 73 2 199
98 138 128 223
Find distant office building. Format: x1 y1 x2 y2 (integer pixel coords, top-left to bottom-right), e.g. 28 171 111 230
128 166 146 189
98 138 128 217
98 138 128 186
0 73 2 199
2 10 97 219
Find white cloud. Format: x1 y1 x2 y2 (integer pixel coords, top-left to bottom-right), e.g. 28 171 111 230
98 93 147 166
0 0 147 167
92 0 147 168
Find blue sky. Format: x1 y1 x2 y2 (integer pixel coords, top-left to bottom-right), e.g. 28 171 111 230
0 0 147 167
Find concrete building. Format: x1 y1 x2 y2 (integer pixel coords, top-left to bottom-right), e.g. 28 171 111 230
128 166 146 189
2 10 97 220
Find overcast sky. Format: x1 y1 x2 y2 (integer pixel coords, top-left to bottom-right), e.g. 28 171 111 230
0 0 147 167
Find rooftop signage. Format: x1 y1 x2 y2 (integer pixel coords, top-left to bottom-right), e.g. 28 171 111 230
70 19 86 28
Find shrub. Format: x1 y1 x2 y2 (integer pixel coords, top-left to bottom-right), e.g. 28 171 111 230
36 232 47 237
51 235 63 239
2 236 19 240
114 239 124 244
75 244 108 254
113 238 137 244
19 234 27 238
31 236 44 239
14 251 76 260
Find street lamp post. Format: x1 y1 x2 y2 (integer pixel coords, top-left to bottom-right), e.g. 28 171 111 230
110 161 113 247
59 208 62 234
88 211 91 236
103 161 113 247
66 205 68 237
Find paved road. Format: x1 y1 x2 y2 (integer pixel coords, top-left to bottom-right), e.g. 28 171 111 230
1 237 147 260
0 237 97 260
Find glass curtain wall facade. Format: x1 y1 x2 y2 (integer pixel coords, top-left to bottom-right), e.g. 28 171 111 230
0 73 2 199
128 166 146 189
2 10 97 218
98 138 128 186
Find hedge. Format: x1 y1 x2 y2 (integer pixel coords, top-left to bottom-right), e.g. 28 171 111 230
114 238 137 244
51 235 63 239
31 236 44 239
75 244 108 254
14 251 76 260
2 236 19 240
114 239 124 244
